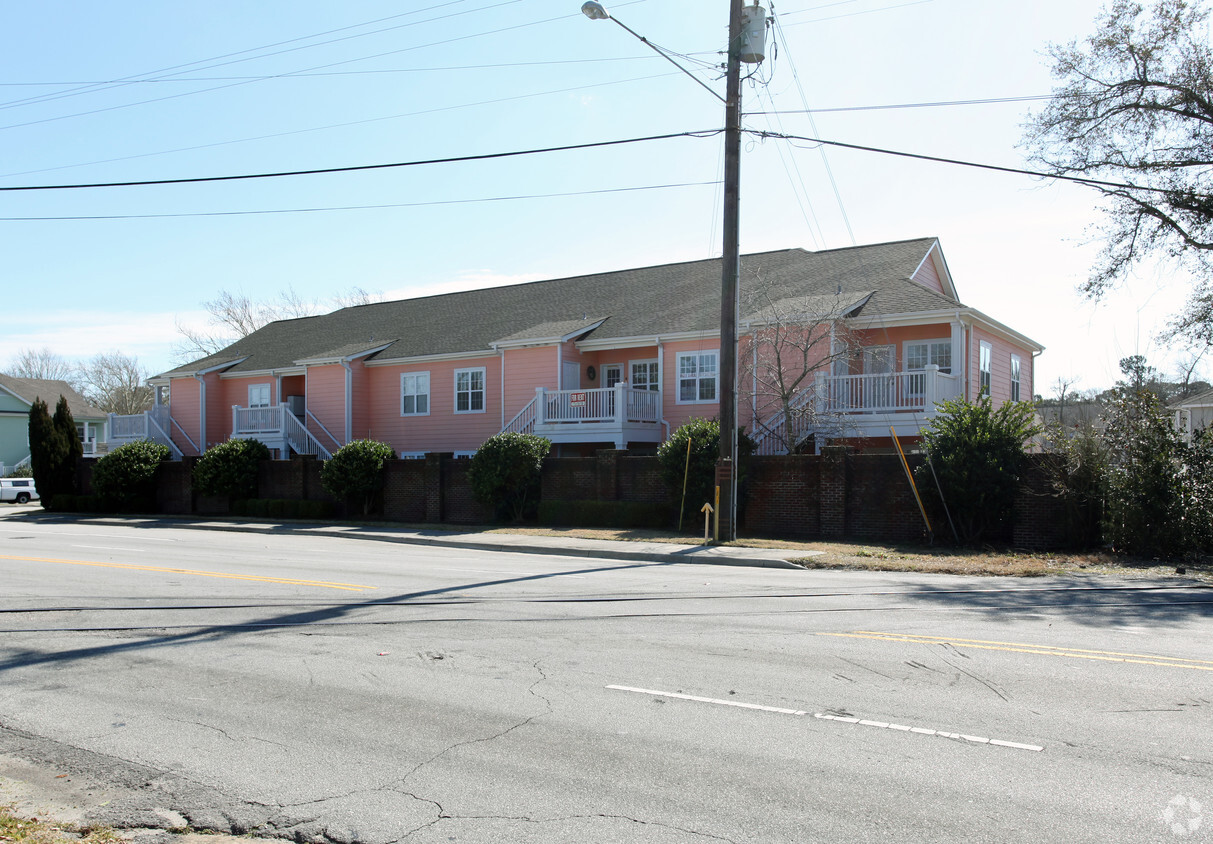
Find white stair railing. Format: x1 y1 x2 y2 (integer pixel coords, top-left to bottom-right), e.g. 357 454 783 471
283 407 333 459
501 396 537 435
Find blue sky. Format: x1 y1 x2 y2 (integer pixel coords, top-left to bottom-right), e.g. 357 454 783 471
2 0 1200 395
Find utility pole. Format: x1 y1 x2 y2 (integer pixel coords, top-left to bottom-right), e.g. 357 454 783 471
717 0 744 542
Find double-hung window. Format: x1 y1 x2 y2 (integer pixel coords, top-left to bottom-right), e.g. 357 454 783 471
454 367 486 413
248 383 271 408
631 360 660 391
979 342 992 396
677 351 718 403
1010 354 1022 402
401 372 430 416
904 340 952 373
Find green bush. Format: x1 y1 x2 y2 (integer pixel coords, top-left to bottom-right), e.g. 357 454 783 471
321 439 396 516
467 433 552 522
29 397 77 510
656 418 754 530
1101 390 1213 557
1039 422 1108 549
915 396 1040 545
8 464 33 478
193 438 270 499
91 440 170 510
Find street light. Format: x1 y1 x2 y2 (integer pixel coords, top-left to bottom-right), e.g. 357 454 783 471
583 2 765 541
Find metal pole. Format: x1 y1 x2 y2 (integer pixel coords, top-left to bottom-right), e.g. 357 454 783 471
718 0 743 542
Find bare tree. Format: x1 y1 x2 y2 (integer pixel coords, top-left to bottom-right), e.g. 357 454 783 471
174 286 386 362
332 286 384 309
79 352 153 415
741 284 864 453
1022 0 1213 340
5 347 79 385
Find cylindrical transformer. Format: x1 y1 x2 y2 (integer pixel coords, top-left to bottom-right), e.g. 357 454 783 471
739 3 767 64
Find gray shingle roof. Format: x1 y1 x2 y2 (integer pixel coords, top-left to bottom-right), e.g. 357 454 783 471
0 373 105 420
161 238 957 377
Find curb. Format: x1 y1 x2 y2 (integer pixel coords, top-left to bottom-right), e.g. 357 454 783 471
9 511 810 570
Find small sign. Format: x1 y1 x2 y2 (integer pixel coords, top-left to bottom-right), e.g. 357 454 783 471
569 392 587 407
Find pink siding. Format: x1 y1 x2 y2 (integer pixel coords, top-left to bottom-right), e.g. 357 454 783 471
661 338 722 432
306 365 347 445
364 356 504 454
970 327 1035 405
168 377 202 456
351 359 372 440
911 252 945 295
503 347 556 424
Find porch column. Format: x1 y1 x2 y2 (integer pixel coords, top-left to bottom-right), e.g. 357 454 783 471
232 406 239 435
923 364 939 410
535 387 546 426
951 320 966 395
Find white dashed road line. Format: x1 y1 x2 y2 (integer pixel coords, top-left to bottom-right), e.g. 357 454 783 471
606 685 1043 752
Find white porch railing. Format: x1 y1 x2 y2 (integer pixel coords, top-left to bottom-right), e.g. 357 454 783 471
816 366 960 414
0 456 31 477
233 404 332 460
751 366 961 455
502 385 661 445
108 407 184 459
537 384 660 425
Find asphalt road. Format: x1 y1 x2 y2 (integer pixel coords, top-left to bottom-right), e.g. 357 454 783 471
0 509 1210 843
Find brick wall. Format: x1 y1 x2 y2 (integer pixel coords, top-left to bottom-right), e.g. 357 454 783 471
73 449 1074 549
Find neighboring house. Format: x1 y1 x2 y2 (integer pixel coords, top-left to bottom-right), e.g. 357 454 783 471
0 374 108 475
1172 387 1213 442
119 238 1042 460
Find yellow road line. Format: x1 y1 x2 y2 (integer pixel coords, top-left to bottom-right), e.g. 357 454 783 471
0 554 376 592
818 630 1213 672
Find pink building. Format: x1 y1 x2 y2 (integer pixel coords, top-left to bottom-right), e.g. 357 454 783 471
125 238 1042 459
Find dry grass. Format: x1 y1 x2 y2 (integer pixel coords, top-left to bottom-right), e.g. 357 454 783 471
477 525 1213 581
0 805 120 844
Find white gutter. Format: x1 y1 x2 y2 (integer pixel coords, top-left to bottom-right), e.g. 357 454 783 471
340 359 353 445
193 374 207 452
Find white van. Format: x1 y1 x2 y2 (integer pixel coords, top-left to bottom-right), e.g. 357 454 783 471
0 478 39 504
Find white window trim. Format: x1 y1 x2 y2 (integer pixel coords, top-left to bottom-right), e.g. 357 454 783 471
400 371 431 417
979 341 993 395
248 383 272 408
603 363 623 388
630 358 660 391
902 339 952 373
675 350 719 405
454 366 487 415
1010 354 1022 402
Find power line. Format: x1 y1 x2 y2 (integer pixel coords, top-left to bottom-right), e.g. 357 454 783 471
746 94 1054 115
757 130 1209 196
0 181 720 222
0 0 511 112
0 71 684 180
779 0 934 26
0 131 718 192
0 7 579 133
0 54 679 87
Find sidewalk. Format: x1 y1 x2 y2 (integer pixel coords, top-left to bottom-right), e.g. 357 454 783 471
160 518 816 570
7 505 815 570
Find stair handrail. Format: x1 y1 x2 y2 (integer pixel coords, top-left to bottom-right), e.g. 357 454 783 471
501 396 537 435
146 412 184 460
284 407 333 460
305 409 342 452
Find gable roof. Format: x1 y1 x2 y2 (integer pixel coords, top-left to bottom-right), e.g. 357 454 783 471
0 373 105 420
159 237 1021 378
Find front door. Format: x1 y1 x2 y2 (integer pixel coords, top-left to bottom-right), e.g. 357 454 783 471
561 360 581 390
